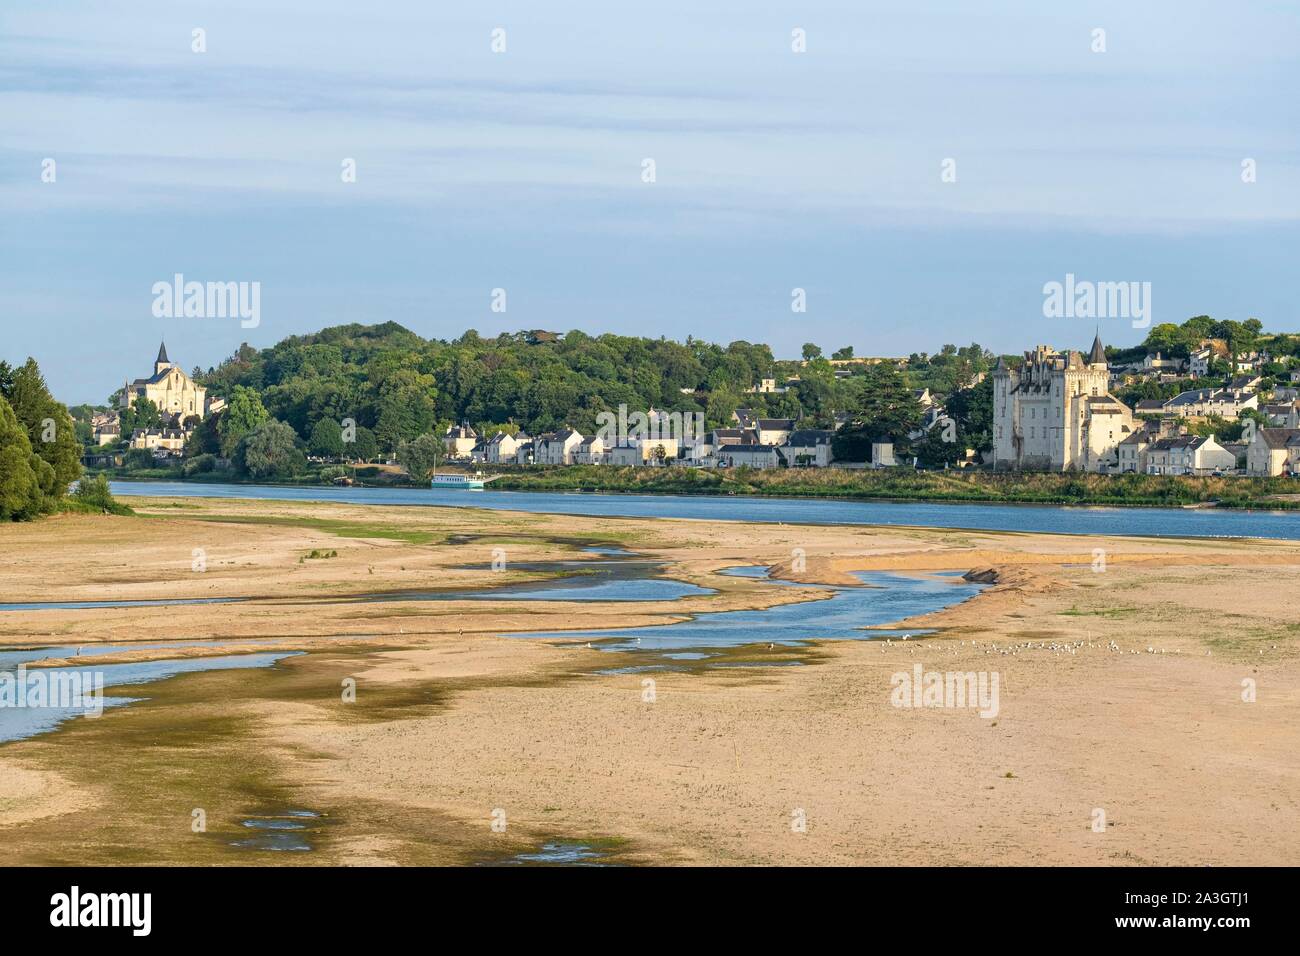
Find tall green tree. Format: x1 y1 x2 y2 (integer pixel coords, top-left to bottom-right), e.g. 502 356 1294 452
396 433 442 481
0 395 45 520
832 363 922 461
350 426 379 463
218 385 270 457
235 420 304 480
944 375 994 452
309 418 346 458
2 358 81 496
119 396 162 438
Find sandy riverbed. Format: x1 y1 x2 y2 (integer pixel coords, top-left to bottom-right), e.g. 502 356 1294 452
1 495 1297 865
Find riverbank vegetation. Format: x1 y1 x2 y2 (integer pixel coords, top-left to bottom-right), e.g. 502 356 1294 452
487 465 1300 509
0 358 128 520
97 460 1300 510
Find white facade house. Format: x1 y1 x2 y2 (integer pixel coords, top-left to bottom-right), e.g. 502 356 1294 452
754 418 795 445
573 435 607 464
1116 430 1150 473
1158 388 1258 420
513 440 536 465
443 423 478 458
130 427 187 456
782 429 836 468
482 431 525 464
535 428 583 465
1142 352 1183 374
1189 347 1216 378
1246 428 1300 476
1144 435 1236 476
715 444 780 469
992 336 1136 472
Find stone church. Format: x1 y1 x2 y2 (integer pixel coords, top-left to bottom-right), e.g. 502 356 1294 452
120 342 208 421
992 335 1135 472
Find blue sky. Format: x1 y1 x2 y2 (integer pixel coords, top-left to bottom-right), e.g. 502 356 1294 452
2 0 1297 404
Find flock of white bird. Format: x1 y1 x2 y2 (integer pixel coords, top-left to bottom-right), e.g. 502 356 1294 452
878 636 1281 658
879 635 1188 657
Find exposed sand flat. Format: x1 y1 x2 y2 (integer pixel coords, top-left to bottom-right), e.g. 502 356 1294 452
1 496 1297 865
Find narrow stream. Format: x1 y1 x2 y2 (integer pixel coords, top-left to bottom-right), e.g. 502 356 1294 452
520 567 984 661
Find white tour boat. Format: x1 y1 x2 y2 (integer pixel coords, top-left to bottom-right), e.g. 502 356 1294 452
431 472 492 490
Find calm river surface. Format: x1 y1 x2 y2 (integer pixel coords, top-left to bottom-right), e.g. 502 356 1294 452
111 480 1300 540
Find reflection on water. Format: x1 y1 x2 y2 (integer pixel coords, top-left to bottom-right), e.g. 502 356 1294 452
0 649 301 744
230 810 323 852
491 842 610 866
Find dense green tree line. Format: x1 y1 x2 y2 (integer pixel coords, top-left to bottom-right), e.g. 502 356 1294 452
0 358 83 519
193 324 919 453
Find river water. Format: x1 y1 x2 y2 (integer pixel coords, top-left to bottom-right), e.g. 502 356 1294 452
110 480 1300 540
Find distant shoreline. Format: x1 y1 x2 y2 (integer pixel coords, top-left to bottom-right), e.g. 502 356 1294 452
96 467 1300 512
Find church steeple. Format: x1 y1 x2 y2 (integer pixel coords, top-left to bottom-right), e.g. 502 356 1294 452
154 341 174 376
1088 331 1107 366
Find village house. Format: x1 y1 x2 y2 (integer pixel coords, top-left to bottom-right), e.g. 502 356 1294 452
600 438 679 466
1142 352 1184 375
535 428 583 465
130 427 187 457
781 429 836 468
482 430 526 464
1144 434 1236 476
1234 351 1269 372
730 409 757 429
711 427 757 446
1263 402 1300 428
1116 430 1151 473
512 439 536 465
91 410 121 446
754 418 795 445
604 442 642 466
1220 441 1248 466
1189 346 1218 378
1145 386 1259 420
714 444 781 469
573 435 607 464
1246 428 1300 476
442 422 478 458
870 441 897 467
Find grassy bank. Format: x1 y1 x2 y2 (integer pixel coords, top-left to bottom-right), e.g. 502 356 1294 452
488 465 1300 509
